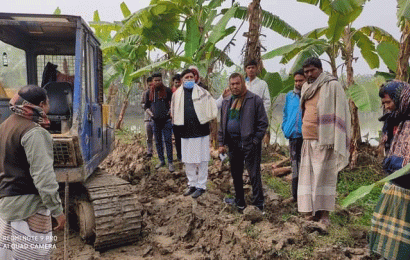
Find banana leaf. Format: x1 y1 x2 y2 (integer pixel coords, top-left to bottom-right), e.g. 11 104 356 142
342 163 410 207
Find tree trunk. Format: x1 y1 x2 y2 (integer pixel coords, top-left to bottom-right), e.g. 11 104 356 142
245 0 271 145
116 98 129 130
107 83 119 106
396 21 410 82
344 27 361 168
330 56 338 78
245 0 262 70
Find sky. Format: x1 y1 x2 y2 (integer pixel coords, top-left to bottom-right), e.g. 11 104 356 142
0 0 402 75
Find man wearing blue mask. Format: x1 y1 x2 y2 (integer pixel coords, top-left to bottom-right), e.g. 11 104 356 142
171 69 217 199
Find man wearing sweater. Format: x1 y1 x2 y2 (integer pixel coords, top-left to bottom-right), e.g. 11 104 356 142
0 85 65 259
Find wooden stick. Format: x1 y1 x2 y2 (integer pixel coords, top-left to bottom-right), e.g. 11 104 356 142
64 174 69 260
272 166 292 177
271 158 290 169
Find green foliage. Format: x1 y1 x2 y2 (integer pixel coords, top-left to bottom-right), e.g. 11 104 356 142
342 162 410 208
360 26 399 47
185 17 201 58
397 0 410 28
327 7 362 42
120 2 132 18
352 30 379 69
346 76 384 112
244 224 260 239
264 176 292 199
226 6 302 41
337 166 383 226
262 38 327 62
53 7 61 15
263 72 294 102
377 41 400 73
130 56 192 79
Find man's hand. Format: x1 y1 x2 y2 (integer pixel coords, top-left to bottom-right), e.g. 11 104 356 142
53 213 66 231
146 109 154 118
222 88 231 98
218 146 226 154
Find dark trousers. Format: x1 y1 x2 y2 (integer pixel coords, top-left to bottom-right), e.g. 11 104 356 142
173 125 182 161
228 139 264 209
289 137 303 201
153 119 173 164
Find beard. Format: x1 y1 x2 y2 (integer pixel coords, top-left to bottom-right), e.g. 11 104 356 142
307 78 316 84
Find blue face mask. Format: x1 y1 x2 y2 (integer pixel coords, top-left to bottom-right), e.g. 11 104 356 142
183 80 195 89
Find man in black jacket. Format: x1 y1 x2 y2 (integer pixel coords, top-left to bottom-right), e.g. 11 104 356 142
144 72 174 172
218 73 269 211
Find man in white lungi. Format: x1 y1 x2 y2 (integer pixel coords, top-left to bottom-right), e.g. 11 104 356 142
298 57 351 225
171 69 217 199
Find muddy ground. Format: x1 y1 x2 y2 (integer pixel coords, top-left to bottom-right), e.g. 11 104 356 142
51 137 377 260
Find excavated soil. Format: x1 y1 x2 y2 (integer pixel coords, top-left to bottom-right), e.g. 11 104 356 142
51 138 378 260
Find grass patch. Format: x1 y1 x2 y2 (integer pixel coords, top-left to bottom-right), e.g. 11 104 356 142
264 175 292 199
285 245 314 260
244 224 260 239
336 166 384 226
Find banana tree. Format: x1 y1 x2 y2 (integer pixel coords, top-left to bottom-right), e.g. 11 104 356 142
263 0 397 168
90 3 156 129
396 0 410 81
125 0 239 90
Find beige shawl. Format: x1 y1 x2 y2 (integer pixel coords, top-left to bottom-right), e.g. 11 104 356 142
301 72 351 171
171 84 217 125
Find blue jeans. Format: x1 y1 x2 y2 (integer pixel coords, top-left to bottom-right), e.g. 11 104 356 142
153 119 173 164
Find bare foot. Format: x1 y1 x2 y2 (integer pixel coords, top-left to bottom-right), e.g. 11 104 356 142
305 215 319 221
319 217 331 227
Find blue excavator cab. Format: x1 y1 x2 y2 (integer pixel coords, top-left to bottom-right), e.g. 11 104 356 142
0 13 141 249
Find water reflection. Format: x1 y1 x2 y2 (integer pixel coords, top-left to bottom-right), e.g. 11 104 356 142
120 102 383 147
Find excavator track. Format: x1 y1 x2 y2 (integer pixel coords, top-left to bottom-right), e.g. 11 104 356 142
83 170 143 249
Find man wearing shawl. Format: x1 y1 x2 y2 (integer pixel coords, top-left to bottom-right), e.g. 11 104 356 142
0 85 65 259
370 81 410 260
218 73 269 211
298 57 351 225
171 69 217 198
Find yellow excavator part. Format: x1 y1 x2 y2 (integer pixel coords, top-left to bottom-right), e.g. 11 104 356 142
0 86 6 98
4 88 15 98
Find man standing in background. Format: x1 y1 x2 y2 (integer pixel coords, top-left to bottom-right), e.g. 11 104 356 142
219 73 268 211
171 74 182 162
298 57 350 226
144 72 174 172
280 69 305 204
141 76 155 158
244 60 271 114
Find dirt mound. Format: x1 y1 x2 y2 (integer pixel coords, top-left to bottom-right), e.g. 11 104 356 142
52 139 376 260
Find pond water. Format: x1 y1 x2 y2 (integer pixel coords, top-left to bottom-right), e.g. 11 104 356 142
119 97 383 147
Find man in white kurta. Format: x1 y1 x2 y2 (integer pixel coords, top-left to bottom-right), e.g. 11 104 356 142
171 69 217 199
245 60 271 114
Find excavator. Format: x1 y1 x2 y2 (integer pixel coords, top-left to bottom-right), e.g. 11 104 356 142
0 13 142 249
